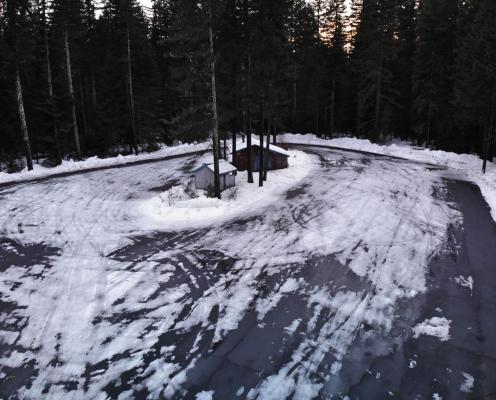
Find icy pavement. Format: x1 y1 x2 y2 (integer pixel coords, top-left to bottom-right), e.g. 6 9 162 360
1 146 495 399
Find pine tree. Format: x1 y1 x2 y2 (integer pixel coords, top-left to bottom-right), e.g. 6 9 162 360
3 0 34 170
412 0 458 147
353 0 401 140
455 0 496 172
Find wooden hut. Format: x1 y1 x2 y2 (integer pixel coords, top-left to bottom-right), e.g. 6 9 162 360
234 143 290 172
193 160 237 192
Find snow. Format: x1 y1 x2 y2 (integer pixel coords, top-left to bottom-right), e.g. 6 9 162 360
460 372 474 393
196 390 215 400
196 159 237 174
413 317 452 342
0 141 209 186
279 133 496 222
237 142 290 157
138 150 316 230
0 140 461 398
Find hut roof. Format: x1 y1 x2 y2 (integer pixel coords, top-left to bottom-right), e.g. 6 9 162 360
236 143 290 157
194 160 237 175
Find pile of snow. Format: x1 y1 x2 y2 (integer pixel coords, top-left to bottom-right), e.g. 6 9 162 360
279 133 496 222
413 317 451 342
138 150 317 230
0 141 209 186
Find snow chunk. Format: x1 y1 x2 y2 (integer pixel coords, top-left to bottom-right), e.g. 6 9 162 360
413 317 451 342
460 372 474 393
284 319 302 335
455 275 473 294
196 390 215 400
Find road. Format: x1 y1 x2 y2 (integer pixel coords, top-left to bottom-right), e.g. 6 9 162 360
0 145 495 399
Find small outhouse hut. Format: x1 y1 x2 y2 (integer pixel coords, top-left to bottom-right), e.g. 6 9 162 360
234 143 290 172
193 160 237 192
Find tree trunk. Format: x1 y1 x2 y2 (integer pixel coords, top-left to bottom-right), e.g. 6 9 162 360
482 126 489 174
292 66 297 131
329 77 336 139
355 91 362 137
223 134 227 160
315 107 319 137
374 66 382 138
232 130 237 165
78 73 88 136
489 122 495 162
208 18 221 199
259 115 264 187
64 28 81 159
126 26 138 155
272 119 277 144
263 117 271 181
42 0 61 164
15 69 33 171
247 55 253 184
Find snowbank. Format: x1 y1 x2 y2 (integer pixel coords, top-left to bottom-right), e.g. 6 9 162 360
279 133 496 222
0 141 209 186
138 150 317 230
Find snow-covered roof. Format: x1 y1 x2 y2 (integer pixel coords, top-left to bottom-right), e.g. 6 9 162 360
236 142 290 157
194 159 237 175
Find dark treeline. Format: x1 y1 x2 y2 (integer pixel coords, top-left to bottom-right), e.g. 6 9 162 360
1 0 495 172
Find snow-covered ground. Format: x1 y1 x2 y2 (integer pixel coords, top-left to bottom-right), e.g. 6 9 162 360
279 133 496 222
0 141 209 186
138 150 315 230
1 143 472 399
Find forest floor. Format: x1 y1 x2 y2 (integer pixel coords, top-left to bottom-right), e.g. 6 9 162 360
1 144 495 399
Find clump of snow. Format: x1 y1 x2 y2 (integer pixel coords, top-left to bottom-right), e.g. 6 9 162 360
413 317 451 342
196 390 215 400
460 372 474 393
455 275 473 295
280 133 496 222
0 141 209 186
138 150 317 230
433 393 442 400
284 319 302 335
409 360 417 369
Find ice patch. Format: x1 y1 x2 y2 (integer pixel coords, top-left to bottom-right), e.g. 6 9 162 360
413 317 451 342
